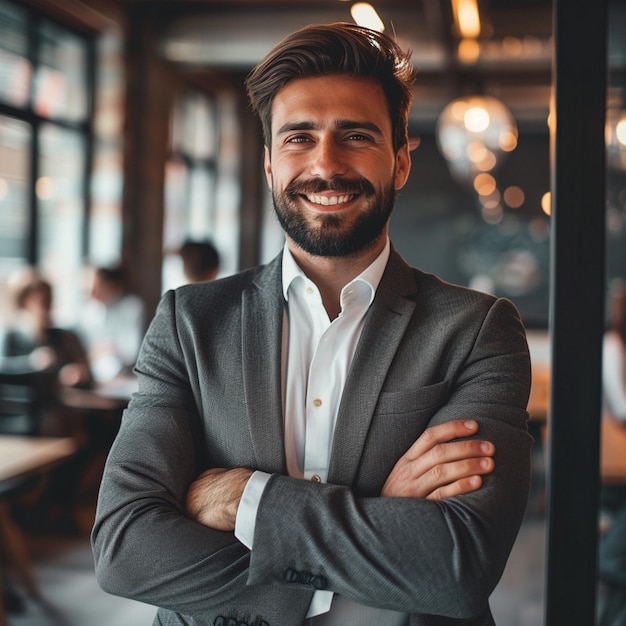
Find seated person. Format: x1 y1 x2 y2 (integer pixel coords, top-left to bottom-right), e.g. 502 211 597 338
0 272 95 532
78 266 145 383
1 272 93 390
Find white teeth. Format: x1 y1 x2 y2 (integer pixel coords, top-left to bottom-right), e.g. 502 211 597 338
306 194 352 206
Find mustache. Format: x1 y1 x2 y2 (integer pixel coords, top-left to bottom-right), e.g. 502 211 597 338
285 177 376 197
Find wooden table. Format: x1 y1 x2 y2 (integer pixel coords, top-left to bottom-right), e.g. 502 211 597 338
0 436 78 485
0 436 78 626
59 374 137 412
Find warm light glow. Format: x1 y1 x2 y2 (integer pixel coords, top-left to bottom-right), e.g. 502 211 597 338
502 36 523 57
350 3 385 32
458 38 480 64
479 189 501 208
476 151 497 171
464 107 490 133
541 191 552 216
35 176 54 200
474 173 496 196
482 204 503 224
503 185 525 208
436 95 517 184
466 140 488 163
451 0 481 39
450 100 468 123
0 178 7 201
617 119 626 147
499 130 518 152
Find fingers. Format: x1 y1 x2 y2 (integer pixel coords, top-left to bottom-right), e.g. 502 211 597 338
426 475 485 502
381 420 495 499
403 420 480 461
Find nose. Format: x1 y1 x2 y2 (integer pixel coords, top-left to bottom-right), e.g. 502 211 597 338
309 137 348 179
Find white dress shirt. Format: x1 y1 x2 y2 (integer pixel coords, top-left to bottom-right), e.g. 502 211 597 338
235 240 408 625
603 330 626 420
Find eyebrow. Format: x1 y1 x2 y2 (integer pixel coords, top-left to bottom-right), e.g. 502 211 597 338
276 119 384 136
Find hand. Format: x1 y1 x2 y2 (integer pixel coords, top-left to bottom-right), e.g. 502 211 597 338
186 467 253 531
29 346 57 370
381 420 495 501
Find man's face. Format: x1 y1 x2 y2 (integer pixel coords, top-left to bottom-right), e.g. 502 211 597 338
264 75 410 258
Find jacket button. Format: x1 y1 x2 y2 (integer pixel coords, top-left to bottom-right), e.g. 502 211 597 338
297 570 313 584
311 575 328 590
284 567 298 583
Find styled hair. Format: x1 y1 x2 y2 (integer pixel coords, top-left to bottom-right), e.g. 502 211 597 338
245 22 416 152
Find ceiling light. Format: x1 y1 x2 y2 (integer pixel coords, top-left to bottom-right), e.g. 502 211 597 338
436 95 518 183
450 0 480 39
350 3 384 32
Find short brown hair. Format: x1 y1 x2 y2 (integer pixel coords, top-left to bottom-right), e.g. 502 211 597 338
245 22 416 152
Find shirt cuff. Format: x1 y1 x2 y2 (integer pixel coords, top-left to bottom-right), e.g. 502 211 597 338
306 590 334 618
234 470 271 549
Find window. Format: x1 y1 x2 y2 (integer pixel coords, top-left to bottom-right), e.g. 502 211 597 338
162 89 240 290
0 0 93 324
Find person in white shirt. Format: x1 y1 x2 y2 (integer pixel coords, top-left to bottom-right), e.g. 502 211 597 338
598 283 626 625
93 23 532 626
79 266 145 382
603 283 626 421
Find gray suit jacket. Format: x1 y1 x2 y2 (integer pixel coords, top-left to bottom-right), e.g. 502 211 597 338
92 248 532 626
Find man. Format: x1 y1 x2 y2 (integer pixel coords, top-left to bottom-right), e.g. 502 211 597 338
92 22 532 626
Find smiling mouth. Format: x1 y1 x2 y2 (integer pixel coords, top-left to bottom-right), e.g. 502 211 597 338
304 194 355 206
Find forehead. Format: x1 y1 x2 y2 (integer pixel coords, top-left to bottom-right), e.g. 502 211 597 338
270 75 391 132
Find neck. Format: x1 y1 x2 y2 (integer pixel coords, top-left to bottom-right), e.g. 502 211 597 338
286 233 386 320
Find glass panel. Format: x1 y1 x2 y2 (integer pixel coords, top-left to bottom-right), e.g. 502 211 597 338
188 164 215 237
0 0 31 107
172 92 216 160
0 115 30 272
37 123 85 324
33 20 88 122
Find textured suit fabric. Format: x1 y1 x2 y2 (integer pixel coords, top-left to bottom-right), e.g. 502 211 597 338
92 248 532 626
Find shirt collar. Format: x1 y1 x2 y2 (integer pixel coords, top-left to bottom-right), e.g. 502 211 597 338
281 238 390 303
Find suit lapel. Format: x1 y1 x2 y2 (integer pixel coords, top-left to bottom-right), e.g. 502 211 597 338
328 250 418 486
242 254 288 473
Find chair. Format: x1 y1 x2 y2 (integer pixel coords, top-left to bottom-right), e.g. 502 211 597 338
0 370 52 436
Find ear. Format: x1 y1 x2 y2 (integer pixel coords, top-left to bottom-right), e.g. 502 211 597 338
394 144 411 190
263 146 273 189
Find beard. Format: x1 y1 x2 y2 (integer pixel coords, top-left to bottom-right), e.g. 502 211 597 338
272 176 396 257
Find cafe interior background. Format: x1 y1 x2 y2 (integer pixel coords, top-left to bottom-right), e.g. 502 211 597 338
0 0 625 623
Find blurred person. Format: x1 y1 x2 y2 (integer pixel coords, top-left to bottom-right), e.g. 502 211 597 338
603 282 626 422
79 266 145 383
0 272 94 533
93 23 531 625
598 282 626 625
178 239 220 283
0 272 93 394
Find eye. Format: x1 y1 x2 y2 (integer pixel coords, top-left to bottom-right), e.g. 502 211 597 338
286 135 312 144
346 132 373 143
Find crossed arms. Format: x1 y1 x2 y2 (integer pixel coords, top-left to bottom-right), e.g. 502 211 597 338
92 282 532 623
186 419 496 532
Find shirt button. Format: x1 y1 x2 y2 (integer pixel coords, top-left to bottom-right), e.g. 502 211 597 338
306 287 314 294
312 398 322 407
311 475 321 482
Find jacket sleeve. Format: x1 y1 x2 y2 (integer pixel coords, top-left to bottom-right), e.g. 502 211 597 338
91 289 298 621
245 297 532 620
